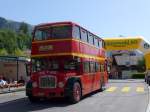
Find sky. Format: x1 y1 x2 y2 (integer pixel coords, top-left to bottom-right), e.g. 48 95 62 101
0 0 150 40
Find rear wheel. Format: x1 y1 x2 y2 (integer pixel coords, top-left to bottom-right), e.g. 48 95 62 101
69 82 82 104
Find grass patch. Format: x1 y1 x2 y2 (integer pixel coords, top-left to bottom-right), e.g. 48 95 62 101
132 73 145 79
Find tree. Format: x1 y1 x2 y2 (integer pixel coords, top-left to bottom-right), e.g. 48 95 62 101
14 48 25 56
0 48 8 55
137 57 146 72
0 29 31 56
19 22 28 34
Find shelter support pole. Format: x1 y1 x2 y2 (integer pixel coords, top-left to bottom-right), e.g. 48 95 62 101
16 57 19 81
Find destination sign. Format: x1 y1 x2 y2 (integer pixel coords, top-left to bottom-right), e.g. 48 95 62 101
39 45 53 52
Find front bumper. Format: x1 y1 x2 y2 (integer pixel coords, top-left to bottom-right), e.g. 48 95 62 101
31 88 65 98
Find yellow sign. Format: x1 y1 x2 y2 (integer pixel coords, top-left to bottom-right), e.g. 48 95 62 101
104 38 142 50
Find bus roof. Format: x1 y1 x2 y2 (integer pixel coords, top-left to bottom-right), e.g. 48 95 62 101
35 21 77 28
35 21 103 41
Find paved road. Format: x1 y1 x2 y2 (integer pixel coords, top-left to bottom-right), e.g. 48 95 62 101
0 79 149 112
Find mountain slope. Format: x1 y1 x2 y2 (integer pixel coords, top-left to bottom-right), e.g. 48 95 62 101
0 17 33 34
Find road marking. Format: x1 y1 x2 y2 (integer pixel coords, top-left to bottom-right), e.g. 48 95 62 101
136 87 144 92
105 87 117 92
105 86 145 93
121 87 130 92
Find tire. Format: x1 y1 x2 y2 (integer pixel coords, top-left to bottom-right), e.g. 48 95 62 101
69 82 82 104
28 96 39 103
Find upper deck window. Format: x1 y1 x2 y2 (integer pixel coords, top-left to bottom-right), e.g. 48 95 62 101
88 33 94 45
99 40 103 48
81 28 88 42
72 25 80 39
94 37 99 48
51 25 71 38
34 25 71 41
35 29 50 40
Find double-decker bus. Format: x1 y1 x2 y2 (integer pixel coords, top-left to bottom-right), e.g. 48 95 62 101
26 22 108 103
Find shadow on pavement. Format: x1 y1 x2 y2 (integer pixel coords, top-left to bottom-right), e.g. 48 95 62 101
0 89 105 112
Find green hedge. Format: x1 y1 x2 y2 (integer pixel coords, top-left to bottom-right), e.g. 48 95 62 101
132 73 145 79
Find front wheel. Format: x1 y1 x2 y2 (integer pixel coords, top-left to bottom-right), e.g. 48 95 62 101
69 82 82 104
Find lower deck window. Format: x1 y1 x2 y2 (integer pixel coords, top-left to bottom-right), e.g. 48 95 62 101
83 62 90 73
64 60 78 70
31 58 59 72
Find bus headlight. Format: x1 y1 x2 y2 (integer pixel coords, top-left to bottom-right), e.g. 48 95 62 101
32 82 37 88
58 82 64 88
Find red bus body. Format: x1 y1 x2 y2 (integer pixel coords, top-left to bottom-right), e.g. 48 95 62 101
26 22 108 103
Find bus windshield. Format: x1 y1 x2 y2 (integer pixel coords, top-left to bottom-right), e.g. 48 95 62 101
31 58 59 72
34 25 71 40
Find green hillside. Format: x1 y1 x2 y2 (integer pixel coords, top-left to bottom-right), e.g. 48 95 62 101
0 17 32 57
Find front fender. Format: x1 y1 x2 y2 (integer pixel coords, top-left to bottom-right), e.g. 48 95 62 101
64 77 81 97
